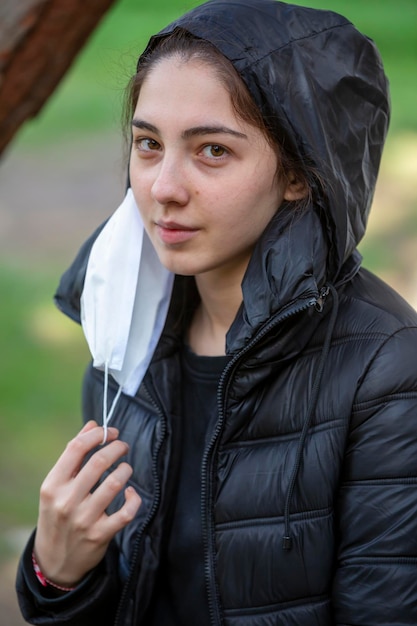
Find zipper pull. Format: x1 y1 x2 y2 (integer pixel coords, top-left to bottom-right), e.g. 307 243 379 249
315 285 330 312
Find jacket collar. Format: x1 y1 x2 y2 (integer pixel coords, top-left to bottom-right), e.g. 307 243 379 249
226 204 329 353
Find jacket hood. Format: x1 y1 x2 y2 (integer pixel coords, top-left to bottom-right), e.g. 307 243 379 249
56 0 389 359
143 0 390 281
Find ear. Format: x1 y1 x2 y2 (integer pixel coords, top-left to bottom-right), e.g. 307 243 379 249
283 172 309 201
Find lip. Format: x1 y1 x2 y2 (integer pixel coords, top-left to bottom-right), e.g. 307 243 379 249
156 220 199 245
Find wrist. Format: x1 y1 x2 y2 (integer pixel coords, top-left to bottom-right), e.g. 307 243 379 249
32 551 78 593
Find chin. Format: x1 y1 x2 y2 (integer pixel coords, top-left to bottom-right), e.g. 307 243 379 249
160 259 199 276
157 254 201 277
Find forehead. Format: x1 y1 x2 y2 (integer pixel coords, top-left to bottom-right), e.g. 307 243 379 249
134 56 238 124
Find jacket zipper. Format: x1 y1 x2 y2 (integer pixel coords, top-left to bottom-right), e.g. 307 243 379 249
201 292 321 625
114 289 325 625
114 383 167 626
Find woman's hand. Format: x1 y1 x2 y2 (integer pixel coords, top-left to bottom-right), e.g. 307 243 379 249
33 420 141 588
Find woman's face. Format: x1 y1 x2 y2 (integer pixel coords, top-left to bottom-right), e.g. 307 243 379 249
130 56 292 281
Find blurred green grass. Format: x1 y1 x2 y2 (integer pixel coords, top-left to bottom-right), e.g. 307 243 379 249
0 265 89 533
1 0 416 533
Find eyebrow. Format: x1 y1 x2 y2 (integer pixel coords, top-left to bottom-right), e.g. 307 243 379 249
131 119 247 140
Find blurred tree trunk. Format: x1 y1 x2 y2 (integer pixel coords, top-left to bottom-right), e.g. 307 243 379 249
0 0 117 156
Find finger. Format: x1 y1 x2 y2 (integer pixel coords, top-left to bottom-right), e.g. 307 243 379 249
98 486 142 541
83 462 134 520
72 440 130 499
47 426 120 484
81 420 99 433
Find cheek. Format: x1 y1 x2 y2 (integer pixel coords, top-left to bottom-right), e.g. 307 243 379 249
130 169 154 210
238 176 278 216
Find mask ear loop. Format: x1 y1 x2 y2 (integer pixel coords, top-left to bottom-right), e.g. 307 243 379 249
102 361 123 445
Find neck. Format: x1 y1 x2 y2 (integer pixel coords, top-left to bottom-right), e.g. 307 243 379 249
188 270 244 356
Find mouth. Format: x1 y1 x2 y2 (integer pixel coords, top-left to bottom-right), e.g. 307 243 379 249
155 220 199 245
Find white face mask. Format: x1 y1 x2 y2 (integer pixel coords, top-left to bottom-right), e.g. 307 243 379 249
80 189 174 442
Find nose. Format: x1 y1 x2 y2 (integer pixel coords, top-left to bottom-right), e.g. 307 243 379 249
151 155 190 206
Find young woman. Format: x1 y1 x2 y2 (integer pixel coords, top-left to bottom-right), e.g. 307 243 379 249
16 1 417 624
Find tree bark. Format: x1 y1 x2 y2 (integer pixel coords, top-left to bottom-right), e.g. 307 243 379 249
0 0 117 156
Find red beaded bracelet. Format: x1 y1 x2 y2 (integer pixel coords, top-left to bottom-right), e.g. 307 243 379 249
32 552 76 593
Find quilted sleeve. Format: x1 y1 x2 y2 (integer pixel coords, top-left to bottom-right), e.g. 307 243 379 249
333 325 417 625
16 531 122 626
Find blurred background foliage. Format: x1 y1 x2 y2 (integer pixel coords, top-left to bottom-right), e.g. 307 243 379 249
0 0 416 561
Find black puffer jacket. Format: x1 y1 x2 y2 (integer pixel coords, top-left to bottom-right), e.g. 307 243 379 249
17 1 417 625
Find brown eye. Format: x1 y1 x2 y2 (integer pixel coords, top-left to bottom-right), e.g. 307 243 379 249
146 139 160 150
135 138 161 151
210 145 225 157
202 144 228 159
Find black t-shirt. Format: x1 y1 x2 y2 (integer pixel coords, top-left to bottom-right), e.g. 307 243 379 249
148 345 230 625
